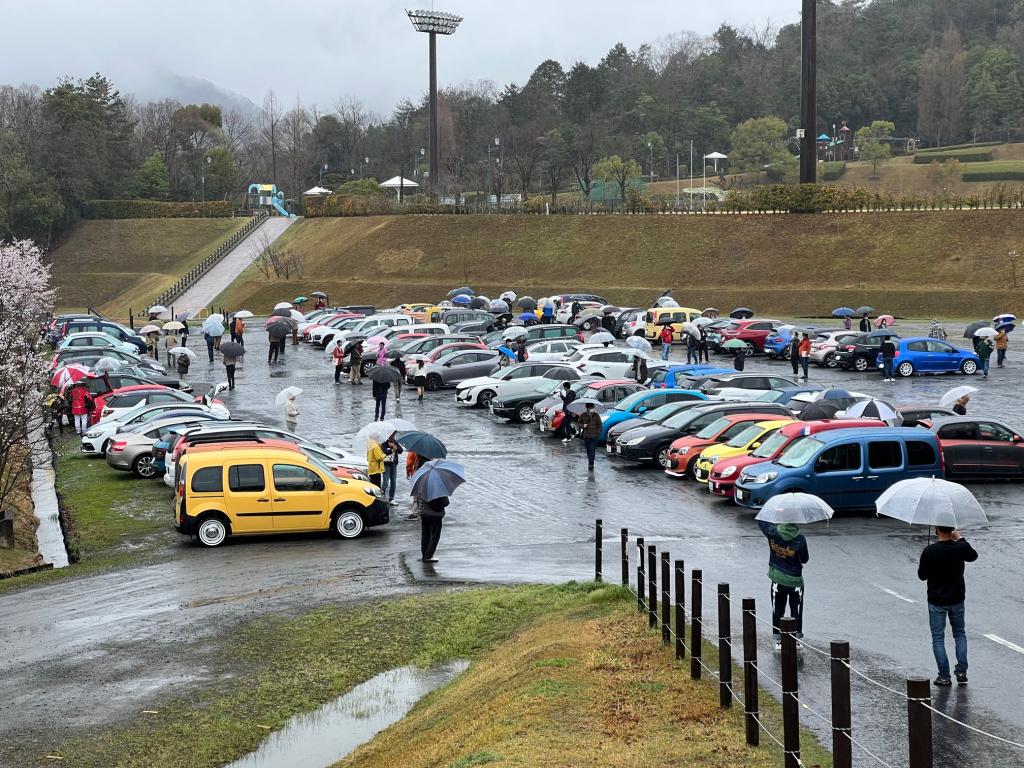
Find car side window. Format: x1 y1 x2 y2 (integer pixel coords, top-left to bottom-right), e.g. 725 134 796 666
977 422 1014 442
926 341 953 353
906 441 937 466
721 422 754 441
907 341 928 352
868 441 903 469
273 464 325 492
938 423 979 441
229 464 266 492
505 366 531 379
645 395 667 408
191 466 224 493
814 443 861 473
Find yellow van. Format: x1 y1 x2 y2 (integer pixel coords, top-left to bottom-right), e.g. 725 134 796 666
644 306 703 341
174 447 388 547
405 304 446 323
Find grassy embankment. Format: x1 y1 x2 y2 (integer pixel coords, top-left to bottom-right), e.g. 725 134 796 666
217 210 1024 318
48 218 246 319
37 583 829 768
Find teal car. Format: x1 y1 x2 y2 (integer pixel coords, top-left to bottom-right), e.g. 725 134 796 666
599 388 708 441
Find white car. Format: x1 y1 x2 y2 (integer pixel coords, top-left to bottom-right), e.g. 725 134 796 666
488 365 586 404
810 330 859 367
565 347 649 379
308 317 366 345
81 402 222 455
329 315 415 347
57 332 140 355
555 301 601 324
523 339 581 362
454 362 581 408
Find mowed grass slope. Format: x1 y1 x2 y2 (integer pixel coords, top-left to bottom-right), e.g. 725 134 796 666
49 218 246 317
218 211 1024 318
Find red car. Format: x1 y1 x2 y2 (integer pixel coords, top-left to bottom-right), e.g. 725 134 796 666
663 412 784 477
922 417 1024 478
707 418 887 497
91 384 200 425
719 319 782 355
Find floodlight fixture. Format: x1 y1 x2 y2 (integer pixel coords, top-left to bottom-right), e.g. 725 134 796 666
406 9 463 35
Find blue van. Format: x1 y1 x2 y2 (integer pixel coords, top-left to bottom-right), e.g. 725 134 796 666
733 427 943 510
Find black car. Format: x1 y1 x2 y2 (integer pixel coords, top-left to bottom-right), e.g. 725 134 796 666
613 308 643 338
58 319 148 353
898 406 955 428
834 330 902 372
449 319 494 335
604 400 707 451
924 416 1024 478
489 379 572 423
78 371 189 396
613 402 793 466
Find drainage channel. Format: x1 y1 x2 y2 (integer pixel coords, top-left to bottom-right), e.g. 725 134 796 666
222 660 469 768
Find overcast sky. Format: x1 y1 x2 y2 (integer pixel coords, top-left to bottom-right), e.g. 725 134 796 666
5 0 798 113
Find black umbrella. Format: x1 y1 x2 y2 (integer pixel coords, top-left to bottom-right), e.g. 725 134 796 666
854 305 875 316
963 320 992 339
396 430 448 459
469 297 487 310
368 365 402 384
730 307 754 319
267 321 291 339
448 286 475 297
517 297 537 310
656 316 677 326
220 341 245 357
271 307 292 318
311 291 328 298
546 368 579 381
343 338 365 353
386 349 404 359
798 401 841 420
602 305 622 314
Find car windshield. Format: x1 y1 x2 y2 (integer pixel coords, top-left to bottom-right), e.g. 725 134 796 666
614 391 651 412
642 403 684 422
777 437 825 468
696 416 732 440
755 391 784 402
662 409 701 429
751 430 790 458
306 454 343 483
726 424 764 448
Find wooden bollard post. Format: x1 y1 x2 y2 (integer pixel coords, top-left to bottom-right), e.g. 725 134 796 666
647 545 657 629
742 598 759 746
907 678 933 768
690 569 703 680
660 552 670 645
831 641 852 768
594 518 602 582
780 617 801 768
620 528 629 586
636 537 645 613
674 560 685 659
718 583 732 708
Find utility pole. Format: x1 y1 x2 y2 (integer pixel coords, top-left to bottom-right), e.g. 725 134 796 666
800 0 818 184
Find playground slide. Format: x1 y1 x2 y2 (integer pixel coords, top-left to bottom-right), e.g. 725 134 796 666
271 198 295 218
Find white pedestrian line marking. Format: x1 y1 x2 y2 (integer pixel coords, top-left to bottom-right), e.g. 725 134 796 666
872 583 916 603
984 633 1024 655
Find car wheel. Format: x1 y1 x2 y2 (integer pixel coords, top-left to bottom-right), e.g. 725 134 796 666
426 374 442 391
516 403 536 423
782 348 791 360
656 445 672 468
961 360 978 375
196 515 228 548
100 439 110 454
825 352 838 368
333 509 364 539
897 361 915 377
361 360 373 376
745 342 757 357
478 389 496 408
853 356 870 372
132 453 157 478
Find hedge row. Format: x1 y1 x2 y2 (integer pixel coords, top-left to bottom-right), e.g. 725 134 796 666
304 194 450 217
962 163 1024 182
912 148 993 164
84 199 233 219
821 162 847 181
916 141 1003 154
722 184 1024 213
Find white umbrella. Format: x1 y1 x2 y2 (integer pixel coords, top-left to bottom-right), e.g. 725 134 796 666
162 321 185 332
147 305 168 315
974 327 997 338
290 309 307 322
490 299 510 314
756 493 834 524
939 386 979 409
503 327 528 340
655 297 679 308
352 421 399 456
844 398 902 426
232 310 254 319
139 324 162 335
274 386 302 407
681 322 701 340
169 346 196 360
500 290 517 304
626 336 653 353
389 418 416 432
207 313 225 324
590 331 616 345
692 316 714 327
876 477 987 528
202 318 225 336
274 301 293 310
91 358 122 373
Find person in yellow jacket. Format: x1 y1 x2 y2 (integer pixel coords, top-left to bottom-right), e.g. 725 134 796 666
367 441 386 488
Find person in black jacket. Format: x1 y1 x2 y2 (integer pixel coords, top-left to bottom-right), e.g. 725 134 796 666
420 495 448 562
918 526 978 686
859 313 871 333
372 380 390 421
556 382 577 442
789 334 801 377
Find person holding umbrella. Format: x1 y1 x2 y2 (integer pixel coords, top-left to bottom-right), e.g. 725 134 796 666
349 342 363 385
69 381 94 436
372 377 390 421
390 355 406 401
284 393 299 431
175 349 191 379
953 394 970 415
576 401 602 471
516 338 528 362
413 359 426 400
381 432 403 506
757 511 811 648
332 343 345 383
367 439 386 489
556 381 577 442
976 331 994 377
995 326 1009 367
409 458 465 563
919 526 979 686
659 324 674 361
375 342 387 367
267 327 279 365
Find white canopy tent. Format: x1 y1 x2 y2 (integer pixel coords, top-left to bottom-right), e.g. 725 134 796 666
379 176 419 190
303 186 332 196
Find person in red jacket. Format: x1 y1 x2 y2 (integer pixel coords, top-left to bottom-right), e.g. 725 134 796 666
68 382 94 436
798 333 812 380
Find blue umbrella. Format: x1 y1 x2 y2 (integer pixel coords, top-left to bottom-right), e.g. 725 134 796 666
448 286 475 297
396 430 448 459
821 388 854 401
832 307 855 317
518 312 536 322
451 294 472 306
410 459 466 501
497 345 516 360
998 323 1016 333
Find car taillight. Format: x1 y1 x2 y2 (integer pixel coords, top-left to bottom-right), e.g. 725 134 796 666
177 478 185 497
893 350 900 357
155 447 166 459
110 441 127 452
844 345 855 351
102 408 112 417
579 364 587 370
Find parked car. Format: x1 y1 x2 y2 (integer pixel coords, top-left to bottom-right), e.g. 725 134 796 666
873 338 980 377
555 301 602 325
174 446 388 546
440 309 494 327
45 313 104 346
598 389 708 442
810 331 860 368
664 414 793 476
57 331 141 356
613 308 644 338
327 314 415 348
522 339 582 362
393 334 482 357
455 362 578 408
492 324 580 349
490 379 570 423
717 319 783 355
613 402 793 466
648 365 734 389
643 307 703 341
92 385 197 423
604 401 707 453
406 341 487 364
303 315 362 343
833 330 903 372
688 419 796 482
733 427 943 510
74 370 188 397
158 436 369 481
58 319 148 354
707 419 886 498
897 406 956 428
81 403 222 455
565 347 649 379
105 415 214 478
52 347 165 374
535 379 645 430
764 326 824 360
923 417 1024 478
410 349 501 390
697 373 798 397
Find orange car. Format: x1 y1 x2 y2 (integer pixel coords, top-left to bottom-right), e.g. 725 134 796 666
662 412 785 478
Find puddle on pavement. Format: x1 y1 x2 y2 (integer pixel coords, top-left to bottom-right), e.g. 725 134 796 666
222 659 469 768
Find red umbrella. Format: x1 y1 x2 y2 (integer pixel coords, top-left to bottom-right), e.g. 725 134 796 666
51 364 89 388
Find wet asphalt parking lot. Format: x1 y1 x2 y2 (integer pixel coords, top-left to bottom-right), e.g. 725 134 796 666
2 319 1022 767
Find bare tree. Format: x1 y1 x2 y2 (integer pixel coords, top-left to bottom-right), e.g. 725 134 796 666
917 24 966 147
260 91 283 187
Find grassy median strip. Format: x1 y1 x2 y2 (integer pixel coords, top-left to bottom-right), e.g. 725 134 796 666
45 584 829 768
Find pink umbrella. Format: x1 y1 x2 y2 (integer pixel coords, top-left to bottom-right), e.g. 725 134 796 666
874 314 895 328
51 364 89 388
364 335 388 349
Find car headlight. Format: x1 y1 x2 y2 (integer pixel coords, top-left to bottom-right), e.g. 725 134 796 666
721 465 738 478
599 413 610 422
85 430 100 438
753 471 778 484
676 447 690 455
363 485 384 498
621 437 644 446
707 456 718 464
351 472 370 482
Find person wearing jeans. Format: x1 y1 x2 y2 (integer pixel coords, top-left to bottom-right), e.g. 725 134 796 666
758 520 809 648
918 526 978 686
798 333 811 380
660 325 673 360
380 434 402 505
880 336 896 381
995 328 1008 367
576 401 602 471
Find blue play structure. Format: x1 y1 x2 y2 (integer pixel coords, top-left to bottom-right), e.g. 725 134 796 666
247 183 296 217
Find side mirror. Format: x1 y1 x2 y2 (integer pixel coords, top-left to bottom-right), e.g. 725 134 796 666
1015 435 1023 443
636 406 647 413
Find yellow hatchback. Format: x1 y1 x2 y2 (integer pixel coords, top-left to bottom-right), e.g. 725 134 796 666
644 306 703 340
692 419 794 484
174 447 389 547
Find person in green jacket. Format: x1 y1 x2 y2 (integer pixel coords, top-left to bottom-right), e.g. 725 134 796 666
758 520 809 649
976 335 994 377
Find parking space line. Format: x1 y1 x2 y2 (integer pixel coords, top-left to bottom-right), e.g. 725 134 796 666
872 583 916 603
984 633 1024 655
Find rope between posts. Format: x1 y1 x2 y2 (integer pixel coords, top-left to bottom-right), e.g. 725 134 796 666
748 711 805 767
841 730 898 768
750 662 784 690
921 704 1024 749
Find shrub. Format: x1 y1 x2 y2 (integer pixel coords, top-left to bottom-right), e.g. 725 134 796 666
916 141 1002 154
821 162 847 181
84 199 232 219
961 162 1024 182
912 148 993 164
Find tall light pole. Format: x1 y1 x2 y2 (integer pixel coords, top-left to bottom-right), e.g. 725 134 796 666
800 0 817 184
415 147 425 178
648 141 654 183
319 163 328 186
487 137 500 210
407 9 463 198
360 156 369 180
201 155 211 202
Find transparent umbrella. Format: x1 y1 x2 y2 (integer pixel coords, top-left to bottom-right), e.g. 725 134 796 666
939 385 978 409
755 493 834 524
876 477 987 528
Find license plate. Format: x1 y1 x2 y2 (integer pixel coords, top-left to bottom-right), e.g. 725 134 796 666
616 446 622 454
606 444 613 454
736 489 747 501
695 468 707 480
710 481 719 491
